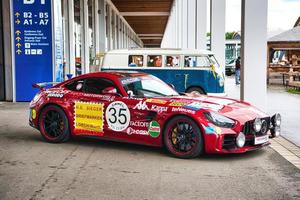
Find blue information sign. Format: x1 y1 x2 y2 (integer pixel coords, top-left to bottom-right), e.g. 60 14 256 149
13 0 53 101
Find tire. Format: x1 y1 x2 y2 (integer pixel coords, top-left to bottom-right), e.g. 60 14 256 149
186 87 205 95
163 116 203 158
38 105 70 143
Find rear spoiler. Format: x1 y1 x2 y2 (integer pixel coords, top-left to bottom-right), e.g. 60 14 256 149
32 82 60 91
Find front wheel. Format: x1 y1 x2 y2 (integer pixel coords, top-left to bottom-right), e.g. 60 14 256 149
39 105 70 143
163 116 203 158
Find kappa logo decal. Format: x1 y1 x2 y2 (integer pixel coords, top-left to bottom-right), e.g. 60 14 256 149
133 101 150 110
134 101 168 113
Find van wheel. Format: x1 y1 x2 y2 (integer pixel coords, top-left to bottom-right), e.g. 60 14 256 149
186 87 205 95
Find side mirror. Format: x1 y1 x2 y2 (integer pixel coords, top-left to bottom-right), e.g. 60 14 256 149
102 87 119 96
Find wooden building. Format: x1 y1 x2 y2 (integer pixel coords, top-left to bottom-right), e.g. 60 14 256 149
267 17 300 84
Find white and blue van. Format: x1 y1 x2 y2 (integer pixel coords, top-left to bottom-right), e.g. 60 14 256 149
101 48 225 95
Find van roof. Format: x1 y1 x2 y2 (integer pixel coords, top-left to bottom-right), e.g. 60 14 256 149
105 48 214 55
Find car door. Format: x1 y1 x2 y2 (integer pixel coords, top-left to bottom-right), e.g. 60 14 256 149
65 77 118 137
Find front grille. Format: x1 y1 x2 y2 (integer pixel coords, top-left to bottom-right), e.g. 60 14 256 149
243 117 271 136
222 117 271 150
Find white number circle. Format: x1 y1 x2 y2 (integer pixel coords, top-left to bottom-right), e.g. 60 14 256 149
105 101 130 132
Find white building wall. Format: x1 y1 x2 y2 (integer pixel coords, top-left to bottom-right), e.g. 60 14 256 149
241 0 268 110
210 0 226 72
161 0 207 50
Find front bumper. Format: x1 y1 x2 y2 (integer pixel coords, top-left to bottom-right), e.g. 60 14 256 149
204 115 279 154
204 133 271 154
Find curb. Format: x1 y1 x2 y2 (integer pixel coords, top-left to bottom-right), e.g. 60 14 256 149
270 137 300 169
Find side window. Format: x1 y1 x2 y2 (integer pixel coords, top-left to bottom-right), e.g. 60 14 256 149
184 56 211 68
165 56 180 67
147 55 162 67
65 80 84 92
84 78 116 95
128 55 143 67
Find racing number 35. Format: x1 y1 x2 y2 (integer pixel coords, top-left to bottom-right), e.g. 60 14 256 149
105 101 131 132
108 108 127 125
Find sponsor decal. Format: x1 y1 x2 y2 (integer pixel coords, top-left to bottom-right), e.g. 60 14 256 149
126 127 149 136
123 96 144 101
134 101 167 113
201 103 223 112
215 127 222 134
204 126 215 134
47 93 64 98
105 101 130 132
171 107 196 115
151 105 168 113
133 101 149 110
129 121 150 128
74 102 104 132
82 93 115 102
169 101 186 107
146 99 167 104
184 102 202 111
148 121 160 138
121 77 140 85
204 126 222 135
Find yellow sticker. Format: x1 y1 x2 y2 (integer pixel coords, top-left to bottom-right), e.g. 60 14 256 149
31 109 36 120
169 101 186 107
215 127 222 135
146 99 167 104
74 102 104 132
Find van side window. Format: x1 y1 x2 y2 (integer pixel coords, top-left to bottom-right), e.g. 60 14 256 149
147 55 162 67
128 55 143 67
184 56 211 68
165 56 180 67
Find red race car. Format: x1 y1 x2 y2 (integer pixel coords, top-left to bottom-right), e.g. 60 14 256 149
29 71 281 158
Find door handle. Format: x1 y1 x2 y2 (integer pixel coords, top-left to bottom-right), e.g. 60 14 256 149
175 74 181 77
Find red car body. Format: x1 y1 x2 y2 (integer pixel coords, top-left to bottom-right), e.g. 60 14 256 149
29 71 279 157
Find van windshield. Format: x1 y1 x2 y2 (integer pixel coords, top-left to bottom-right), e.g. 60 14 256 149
120 75 179 98
184 55 219 68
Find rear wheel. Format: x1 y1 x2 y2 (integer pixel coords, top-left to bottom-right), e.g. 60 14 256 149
163 116 203 158
39 105 70 143
186 87 205 95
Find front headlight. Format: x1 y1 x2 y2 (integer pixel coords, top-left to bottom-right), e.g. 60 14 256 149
272 113 281 127
204 112 235 128
253 118 262 132
236 132 246 148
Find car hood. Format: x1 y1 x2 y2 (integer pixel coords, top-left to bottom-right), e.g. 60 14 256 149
161 95 268 124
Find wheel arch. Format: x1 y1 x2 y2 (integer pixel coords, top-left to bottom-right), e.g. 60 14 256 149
37 103 72 132
161 114 206 153
185 85 206 94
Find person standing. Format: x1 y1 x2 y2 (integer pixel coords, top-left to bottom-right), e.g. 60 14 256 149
235 57 241 85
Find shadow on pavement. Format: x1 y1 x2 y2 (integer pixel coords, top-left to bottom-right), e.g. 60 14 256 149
3 130 267 161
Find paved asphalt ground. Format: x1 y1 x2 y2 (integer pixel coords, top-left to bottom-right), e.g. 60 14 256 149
0 101 300 199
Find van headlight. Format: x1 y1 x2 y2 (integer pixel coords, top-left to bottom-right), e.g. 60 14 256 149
253 118 262 132
219 77 224 87
204 112 235 128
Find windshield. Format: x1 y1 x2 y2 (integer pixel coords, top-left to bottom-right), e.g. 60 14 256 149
120 75 179 98
208 55 220 68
